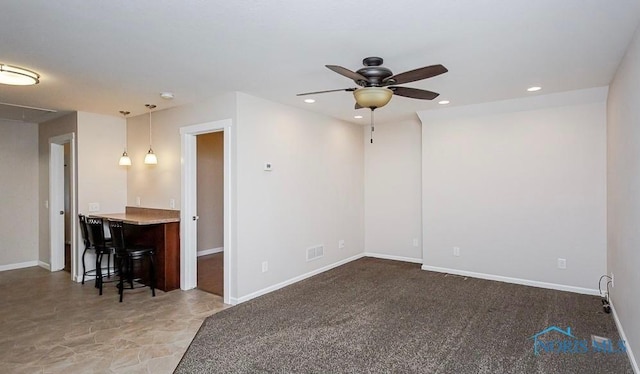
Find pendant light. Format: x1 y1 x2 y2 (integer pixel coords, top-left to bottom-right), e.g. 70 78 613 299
118 110 132 166
144 104 158 165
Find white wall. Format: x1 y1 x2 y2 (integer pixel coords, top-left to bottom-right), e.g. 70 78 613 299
76 112 128 216
74 112 127 278
127 93 237 209
235 93 364 297
419 88 607 291
197 131 224 251
607 24 640 371
0 120 39 268
364 119 422 262
125 92 364 300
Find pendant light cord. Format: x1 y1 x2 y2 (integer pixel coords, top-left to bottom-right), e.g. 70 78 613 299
149 109 152 149
145 104 156 150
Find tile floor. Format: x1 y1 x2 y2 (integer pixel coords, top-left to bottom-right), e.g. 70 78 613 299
0 266 229 373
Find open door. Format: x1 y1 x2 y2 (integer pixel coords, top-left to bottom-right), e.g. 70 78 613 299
180 119 233 304
49 133 77 278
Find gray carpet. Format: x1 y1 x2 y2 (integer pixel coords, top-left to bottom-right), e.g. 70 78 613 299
175 257 632 373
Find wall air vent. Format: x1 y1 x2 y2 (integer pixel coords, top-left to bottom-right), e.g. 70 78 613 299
306 245 324 261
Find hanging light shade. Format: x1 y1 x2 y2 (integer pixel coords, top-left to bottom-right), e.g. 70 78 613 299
144 104 158 165
119 151 132 166
353 87 393 109
144 149 157 164
118 110 132 166
0 63 40 85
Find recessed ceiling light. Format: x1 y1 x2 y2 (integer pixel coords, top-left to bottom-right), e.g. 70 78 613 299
354 115 363 119
304 99 315 103
160 92 174 100
527 86 542 92
438 100 450 105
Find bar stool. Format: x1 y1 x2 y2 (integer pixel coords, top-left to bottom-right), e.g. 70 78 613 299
79 214 114 286
108 220 157 302
84 216 116 294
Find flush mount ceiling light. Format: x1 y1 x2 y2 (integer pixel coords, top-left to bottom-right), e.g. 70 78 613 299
527 86 542 92
160 92 174 100
0 63 40 85
304 98 316 103
118 111 132 166
438 100 450 105
353 87 393 109
144 104 158 165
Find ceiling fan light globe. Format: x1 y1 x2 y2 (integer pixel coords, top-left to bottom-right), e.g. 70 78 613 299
353 87 393 109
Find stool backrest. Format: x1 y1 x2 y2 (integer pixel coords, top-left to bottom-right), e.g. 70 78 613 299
78 214 91 248
108 220 126 251
85 217 107 248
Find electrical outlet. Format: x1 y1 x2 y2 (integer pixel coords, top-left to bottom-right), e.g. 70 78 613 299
170 198 176 209
412 238 419 247
338 240 345 249
453 247 460 257
136 197 141 206
557 258 567 269
262 261 268 273
88 202 100 212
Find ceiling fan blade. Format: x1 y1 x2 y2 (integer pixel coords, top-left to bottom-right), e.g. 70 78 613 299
326 65 369 84
384 64 448 85
297 88 356 96
390 86 440 100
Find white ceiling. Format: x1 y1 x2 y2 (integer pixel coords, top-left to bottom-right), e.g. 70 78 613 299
1 0 639 124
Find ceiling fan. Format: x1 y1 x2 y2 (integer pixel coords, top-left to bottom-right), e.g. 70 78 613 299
297 56 448 110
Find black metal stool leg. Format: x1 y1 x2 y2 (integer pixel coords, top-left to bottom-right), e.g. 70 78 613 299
97 252 104 295
118 254 125 302
81 248 88 284
149 252 156 297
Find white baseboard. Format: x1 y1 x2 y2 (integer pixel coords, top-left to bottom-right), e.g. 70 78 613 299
421 264 600 296
230 253 366 305
363 252 422 264
197 247 224 257
610 300 639 374
38 261 51 271
0 260 38 272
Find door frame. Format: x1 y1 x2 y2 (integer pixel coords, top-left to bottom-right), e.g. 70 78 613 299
180 119 233 304
49 133 77 278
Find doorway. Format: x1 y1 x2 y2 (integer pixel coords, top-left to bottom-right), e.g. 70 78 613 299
195 132 224 296
49 133 77 279
180 119 233 305
64 142 71 272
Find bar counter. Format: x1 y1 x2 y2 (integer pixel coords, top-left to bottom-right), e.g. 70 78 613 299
90 207 180 292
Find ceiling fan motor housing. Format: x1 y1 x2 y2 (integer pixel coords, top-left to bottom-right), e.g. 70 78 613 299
356 57 393 86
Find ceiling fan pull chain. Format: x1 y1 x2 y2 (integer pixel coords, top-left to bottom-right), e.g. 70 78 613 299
370 108 375 144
